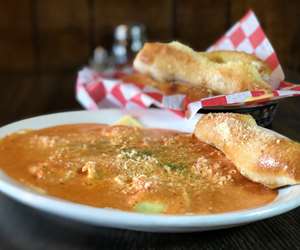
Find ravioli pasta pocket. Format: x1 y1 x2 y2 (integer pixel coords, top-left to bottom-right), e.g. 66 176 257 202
0 121 277 214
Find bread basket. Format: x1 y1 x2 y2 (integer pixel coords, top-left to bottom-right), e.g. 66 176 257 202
199 102 279 127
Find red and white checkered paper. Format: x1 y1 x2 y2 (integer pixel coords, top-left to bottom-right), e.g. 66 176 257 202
76 10 300 118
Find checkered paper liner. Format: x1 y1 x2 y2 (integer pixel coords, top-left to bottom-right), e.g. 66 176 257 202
76 10 300 118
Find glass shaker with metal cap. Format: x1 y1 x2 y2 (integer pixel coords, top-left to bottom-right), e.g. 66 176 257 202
112 24 146 67
130 24 146 54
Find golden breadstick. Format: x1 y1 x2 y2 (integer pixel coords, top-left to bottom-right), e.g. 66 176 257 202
133 41 272 95
122 73 212 101
194 113 300 188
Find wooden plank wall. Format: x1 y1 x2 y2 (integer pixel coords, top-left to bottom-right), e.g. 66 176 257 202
1 0 299 74
0 0 299 124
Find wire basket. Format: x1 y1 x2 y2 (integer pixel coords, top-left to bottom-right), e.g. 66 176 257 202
199 101 279 127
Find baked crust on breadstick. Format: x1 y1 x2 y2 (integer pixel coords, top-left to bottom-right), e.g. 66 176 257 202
133 41 272 95
194 113 300 188
122 73 212 101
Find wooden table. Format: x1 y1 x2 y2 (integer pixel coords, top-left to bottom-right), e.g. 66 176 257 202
0 74 300 250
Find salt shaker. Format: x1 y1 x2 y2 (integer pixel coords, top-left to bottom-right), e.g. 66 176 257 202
112 24 146 67
89 46 110 71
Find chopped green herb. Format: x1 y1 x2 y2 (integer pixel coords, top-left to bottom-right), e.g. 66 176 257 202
120 148 153 159
163 162 185 171
136 150 152 157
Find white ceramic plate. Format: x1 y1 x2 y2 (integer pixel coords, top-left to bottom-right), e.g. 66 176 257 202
0 108 299 233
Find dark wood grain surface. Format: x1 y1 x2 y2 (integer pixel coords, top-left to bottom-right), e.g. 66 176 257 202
1 0 300 75
0 73 299 250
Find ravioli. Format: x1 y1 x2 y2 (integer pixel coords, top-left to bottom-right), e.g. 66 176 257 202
0 124 277 214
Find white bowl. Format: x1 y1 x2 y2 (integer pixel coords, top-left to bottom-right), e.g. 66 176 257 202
0 108 299 233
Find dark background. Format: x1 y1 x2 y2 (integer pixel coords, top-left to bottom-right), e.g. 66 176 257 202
3 0 300 74
1 1 300 249
1 0 300 126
